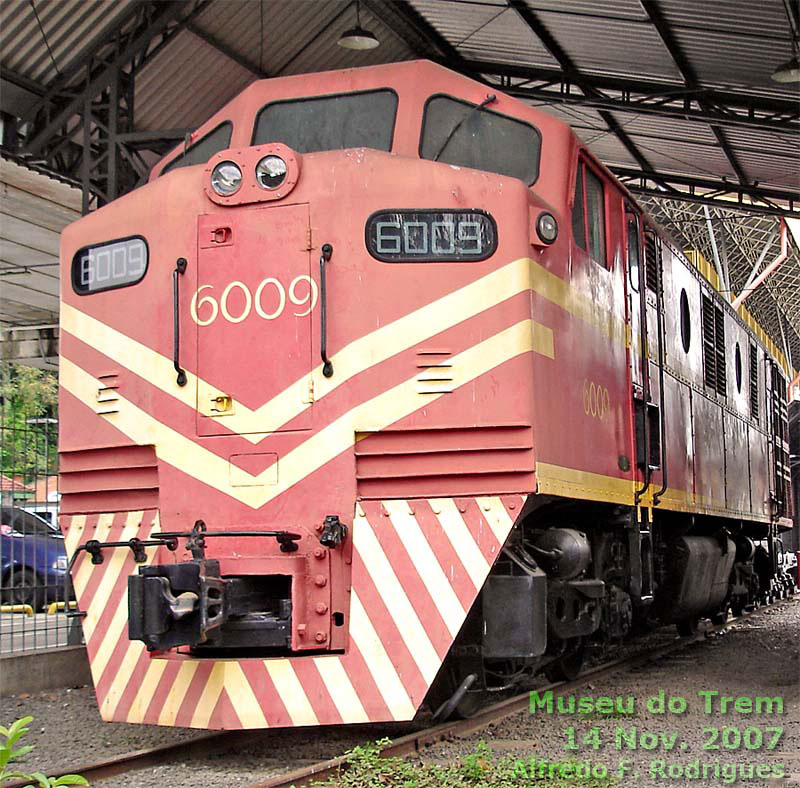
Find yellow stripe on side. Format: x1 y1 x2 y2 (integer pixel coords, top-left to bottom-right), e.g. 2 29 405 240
535 461 769 522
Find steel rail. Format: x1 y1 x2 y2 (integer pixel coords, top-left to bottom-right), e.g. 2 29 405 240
7 599 789 787
1 730 265 788
247 604 785 788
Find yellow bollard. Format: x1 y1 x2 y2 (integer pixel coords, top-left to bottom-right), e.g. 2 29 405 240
0 604 35 617
46 601 78 615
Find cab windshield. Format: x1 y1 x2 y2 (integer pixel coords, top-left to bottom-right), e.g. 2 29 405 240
420 95 541 185
252 89 398 153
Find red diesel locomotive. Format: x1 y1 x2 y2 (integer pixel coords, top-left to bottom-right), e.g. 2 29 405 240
58 61 794 729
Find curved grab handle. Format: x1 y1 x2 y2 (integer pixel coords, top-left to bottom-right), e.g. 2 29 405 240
320 244 333 378
173 257 188 387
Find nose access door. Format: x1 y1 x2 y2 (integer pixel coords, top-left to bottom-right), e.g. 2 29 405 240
195 204 314 436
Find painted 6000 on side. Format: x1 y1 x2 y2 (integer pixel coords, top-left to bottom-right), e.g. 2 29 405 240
58 61 793 729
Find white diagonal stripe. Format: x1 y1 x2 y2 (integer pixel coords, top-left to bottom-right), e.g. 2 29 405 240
476 496 516 545
313 657 369 724
348 591 415 720
264 660 319 726
431 498 490 591
382 500 464 637
352 510 440 684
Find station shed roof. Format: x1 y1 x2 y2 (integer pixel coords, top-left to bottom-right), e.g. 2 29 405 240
0 0 798 361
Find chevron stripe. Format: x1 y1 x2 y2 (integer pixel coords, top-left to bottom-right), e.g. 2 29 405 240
60 319 545 509
68 495 524 728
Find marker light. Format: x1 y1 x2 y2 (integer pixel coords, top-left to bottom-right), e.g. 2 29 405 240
537 212 558 244
255 155 288 190
210 161 242 196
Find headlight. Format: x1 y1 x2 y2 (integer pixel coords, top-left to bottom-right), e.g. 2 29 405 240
55 556 68 571
255 155 288 190
210 161 242 196
537 212 558 244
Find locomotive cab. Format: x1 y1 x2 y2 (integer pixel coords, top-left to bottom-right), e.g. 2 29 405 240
58 60 793 729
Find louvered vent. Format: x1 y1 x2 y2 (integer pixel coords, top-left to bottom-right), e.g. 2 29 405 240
701 295 726 396
749 343 759 423
60 445 158 514
644 231 660 292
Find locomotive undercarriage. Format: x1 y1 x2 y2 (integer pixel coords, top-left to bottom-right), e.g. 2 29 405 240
425 497 792 719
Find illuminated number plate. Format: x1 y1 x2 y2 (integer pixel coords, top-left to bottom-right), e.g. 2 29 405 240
366 210 497 262
71 236 148 294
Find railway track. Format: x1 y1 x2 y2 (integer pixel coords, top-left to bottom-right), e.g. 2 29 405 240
6 601 788 788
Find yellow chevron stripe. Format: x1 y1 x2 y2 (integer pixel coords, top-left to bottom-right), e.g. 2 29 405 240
61 255 618 441
61 319 546 509
60 257 533 439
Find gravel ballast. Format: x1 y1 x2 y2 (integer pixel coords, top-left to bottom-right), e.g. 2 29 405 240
1 598 797 786
425 597 800 786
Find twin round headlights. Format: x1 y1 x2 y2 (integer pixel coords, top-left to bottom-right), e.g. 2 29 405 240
210 155 288 196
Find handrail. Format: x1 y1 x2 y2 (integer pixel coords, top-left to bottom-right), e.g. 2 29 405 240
319 244 333 378
173 257 188 386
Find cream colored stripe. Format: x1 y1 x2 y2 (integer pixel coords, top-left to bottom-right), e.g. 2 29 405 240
313 657 369 724
189 662 226 728
99 641 145 719
72 513 115 595
349 590 415 720
352 509 440 683
264 660 319 726
61 319 538 510
82 512 142 671
430 498 490 591
382 501 464 638
475 496 516 546
223 662 269 728
125 658 168 723
64 514 86 555
156 661 200 726
92 548 160 683
60 257 534 440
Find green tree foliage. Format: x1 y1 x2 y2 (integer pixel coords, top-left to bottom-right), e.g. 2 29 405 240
0 363 59 480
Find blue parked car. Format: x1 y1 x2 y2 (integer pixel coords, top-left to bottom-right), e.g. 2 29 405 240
1 506 68 610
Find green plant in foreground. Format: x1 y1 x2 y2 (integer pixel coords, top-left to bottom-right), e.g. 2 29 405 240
305 738 616 788
0 718 88 787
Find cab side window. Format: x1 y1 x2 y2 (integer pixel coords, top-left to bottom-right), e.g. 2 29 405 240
572 159 607 267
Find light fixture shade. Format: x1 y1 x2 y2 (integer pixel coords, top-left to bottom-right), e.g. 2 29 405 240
337 25 380 50
771 55 800 83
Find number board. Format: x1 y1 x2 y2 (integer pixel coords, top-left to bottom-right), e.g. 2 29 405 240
365 210 496 263
72 236 148 294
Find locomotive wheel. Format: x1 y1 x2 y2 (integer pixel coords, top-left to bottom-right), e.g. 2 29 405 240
676 617 700 637
544 639 585 683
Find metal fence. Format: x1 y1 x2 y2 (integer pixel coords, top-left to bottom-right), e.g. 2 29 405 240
1 419 82 654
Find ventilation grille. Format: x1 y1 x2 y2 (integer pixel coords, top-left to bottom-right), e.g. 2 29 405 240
60 445 158 514
355 425 534 499
749 343 759 423
701 295 726 396
644 231 660 293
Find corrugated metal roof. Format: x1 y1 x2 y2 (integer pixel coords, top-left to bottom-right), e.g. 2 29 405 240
0 0 796 356
1 0 138 86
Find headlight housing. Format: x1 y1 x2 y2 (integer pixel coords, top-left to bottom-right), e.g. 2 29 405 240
55 556 68 571
210 161 242 196
536 212 558 244
256 155 288 190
